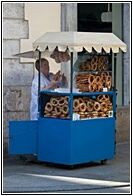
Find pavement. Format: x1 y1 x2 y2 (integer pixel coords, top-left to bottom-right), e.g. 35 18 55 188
3 142 130 194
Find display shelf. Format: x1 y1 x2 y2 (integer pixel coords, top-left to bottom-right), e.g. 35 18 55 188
40 90 116 121
41 90 115 96
74 70 112 74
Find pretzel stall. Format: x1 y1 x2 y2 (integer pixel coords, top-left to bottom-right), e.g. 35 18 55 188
9 32 126 167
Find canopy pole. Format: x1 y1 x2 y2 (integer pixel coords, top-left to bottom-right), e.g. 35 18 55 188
37 50 41 118
114 53 117 91
38 50 41 93
70 52 73 93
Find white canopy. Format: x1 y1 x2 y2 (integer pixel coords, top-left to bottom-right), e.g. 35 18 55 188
13 50 52 59
33 31 126 53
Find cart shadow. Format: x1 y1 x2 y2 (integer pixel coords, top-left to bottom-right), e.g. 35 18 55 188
43 161 107 170
17 155 108 169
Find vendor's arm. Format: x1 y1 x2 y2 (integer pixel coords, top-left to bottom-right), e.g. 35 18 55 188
59 73 68 87
43 80 59 90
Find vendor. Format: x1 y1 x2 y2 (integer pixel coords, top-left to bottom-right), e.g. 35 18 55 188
30 58 67 120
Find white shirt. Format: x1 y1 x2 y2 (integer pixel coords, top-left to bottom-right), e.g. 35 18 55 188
30 72 63 120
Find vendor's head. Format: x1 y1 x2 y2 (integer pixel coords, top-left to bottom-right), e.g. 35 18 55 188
35 58 49 76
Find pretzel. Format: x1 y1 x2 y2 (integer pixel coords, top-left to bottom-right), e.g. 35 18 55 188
55 56 61 63
73 99 79 110
50 97 58 106
88 83 96 92
53 70 61 81
100 102 108 112
54 106 62 116
102 64 108 70
91 111 98 117
95 76 101 84
103 56 108 65
80 114 86 119
78 62 86 71
62 104 69 115
58 98 67 106
94 102 101 111
106 81 112 91
45 102 53 112
62 51 70 62
50 50 70 63
104 71 110 76
100 72 106 78
50 50 58 59
79 103 87 112
105 76 112 91
86 101 94 112
64 96 69 102
100 56 108 65
106 75 112 83
86 62 91 71
108 105 113 110
95 84 101 92
97 62 103 71
88 74 95 83
81 85 89 92
82 96 90 103
97 94 110 102
90 56 98 71
44 112 52 117
78 98 84 104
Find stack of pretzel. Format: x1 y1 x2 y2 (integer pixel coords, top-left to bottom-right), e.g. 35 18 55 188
76 72 112 92
78 56 108 72
76 55 112 92
44 96 70 119
73 95 113 119
50 49 70 63
76 56 112 92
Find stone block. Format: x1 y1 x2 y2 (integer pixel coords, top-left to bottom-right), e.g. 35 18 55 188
3 59 34 86
3 19 29 39
3 40 20 58
116 107 130 143
3 86 31 112
3 3 24 19
3 111 30 133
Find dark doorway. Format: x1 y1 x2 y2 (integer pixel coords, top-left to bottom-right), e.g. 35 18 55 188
78 3 112 32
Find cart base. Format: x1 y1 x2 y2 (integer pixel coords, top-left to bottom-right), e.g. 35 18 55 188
38 117 115 166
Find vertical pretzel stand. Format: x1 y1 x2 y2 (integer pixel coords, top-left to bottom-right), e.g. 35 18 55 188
9 32 126 168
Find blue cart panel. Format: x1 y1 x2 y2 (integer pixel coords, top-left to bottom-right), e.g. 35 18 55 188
9 120 38 154
38 117 115 165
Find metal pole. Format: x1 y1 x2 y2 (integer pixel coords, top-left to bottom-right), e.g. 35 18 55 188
38 50 41 93
113 53 117 155
114 53 117 91
38 50 41 117
70 52 73 93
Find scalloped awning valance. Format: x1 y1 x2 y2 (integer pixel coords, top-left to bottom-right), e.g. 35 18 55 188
33 32 126 53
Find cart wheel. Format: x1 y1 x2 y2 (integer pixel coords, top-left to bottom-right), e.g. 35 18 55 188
45 162 53 167
66 165 74 169
101 159 107 165
19 155 27 162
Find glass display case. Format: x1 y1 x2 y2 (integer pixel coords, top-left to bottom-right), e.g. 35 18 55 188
39 51 115 121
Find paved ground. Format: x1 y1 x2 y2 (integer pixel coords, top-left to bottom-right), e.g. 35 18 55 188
3 142 130 194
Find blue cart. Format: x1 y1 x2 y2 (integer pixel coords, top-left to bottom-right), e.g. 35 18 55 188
9 32 126 166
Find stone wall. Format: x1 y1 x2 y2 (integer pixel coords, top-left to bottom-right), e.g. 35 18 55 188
3 3 33 157
123 3 130 106
116 107 130 143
